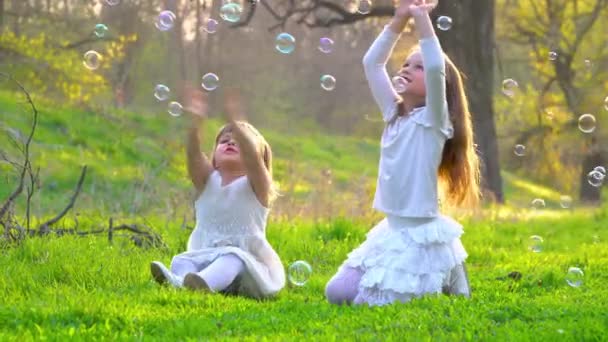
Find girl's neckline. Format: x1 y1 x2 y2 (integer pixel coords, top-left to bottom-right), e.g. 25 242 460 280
218 171 246 189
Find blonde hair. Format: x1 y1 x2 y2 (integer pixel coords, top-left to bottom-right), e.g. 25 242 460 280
212 121 279 204
398 47 481 208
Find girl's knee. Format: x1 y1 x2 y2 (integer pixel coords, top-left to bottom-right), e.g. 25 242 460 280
325 278 351 305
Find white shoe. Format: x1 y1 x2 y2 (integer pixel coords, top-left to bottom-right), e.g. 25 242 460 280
150 261 183 288
183 273 212 292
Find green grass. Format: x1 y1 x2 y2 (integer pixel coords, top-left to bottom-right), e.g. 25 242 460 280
0 211 607 340
0 89 381 218
2 90 608 340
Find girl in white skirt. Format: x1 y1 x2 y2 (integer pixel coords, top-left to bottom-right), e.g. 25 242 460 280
325 0 481 306
150 88 285 299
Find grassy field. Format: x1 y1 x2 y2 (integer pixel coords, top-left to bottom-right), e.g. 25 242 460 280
0 211 607 340
1 90 608 340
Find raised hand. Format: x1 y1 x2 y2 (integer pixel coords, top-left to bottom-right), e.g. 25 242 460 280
408 0 437 17
182 84 209 126
394 0 416 18
223 87 246 124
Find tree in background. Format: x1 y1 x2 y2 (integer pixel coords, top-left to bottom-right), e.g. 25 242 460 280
498 0 608 203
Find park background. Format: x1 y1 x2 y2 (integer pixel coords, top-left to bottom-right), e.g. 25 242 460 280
1 0 607 340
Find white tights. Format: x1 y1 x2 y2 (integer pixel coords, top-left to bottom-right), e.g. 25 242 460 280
171 254 245 292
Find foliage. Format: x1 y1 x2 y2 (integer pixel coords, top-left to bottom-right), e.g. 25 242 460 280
0 30 137 105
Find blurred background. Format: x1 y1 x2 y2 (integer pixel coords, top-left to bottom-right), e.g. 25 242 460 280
0 0 607 224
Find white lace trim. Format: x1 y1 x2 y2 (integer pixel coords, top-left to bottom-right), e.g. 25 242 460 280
343 216 467 306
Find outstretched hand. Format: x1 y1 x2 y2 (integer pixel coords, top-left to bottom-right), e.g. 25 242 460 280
393 0 416 17
182 84 209 126
223 87 247 124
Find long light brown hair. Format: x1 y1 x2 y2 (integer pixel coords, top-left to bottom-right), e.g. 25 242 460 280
398 48 481 208
212 121 279 203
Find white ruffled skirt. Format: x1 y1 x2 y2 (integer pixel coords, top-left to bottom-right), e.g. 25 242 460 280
342 215 468 306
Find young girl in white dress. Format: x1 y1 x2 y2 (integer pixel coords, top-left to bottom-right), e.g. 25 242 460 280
150 87 285 299
325 0 481 306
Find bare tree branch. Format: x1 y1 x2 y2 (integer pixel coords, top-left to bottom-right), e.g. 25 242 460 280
38 165 87 233
0 73 38 220
230 0 395 30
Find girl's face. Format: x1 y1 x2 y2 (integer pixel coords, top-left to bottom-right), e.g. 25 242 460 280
396 51 426 98
213 132 244 170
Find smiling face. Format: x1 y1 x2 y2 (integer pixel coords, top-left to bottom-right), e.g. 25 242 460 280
396 50 427 100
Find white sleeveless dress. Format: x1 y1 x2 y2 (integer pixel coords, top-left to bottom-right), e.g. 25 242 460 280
172 170 285 299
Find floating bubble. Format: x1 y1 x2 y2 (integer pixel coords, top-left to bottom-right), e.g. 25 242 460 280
436 16 453 31
168 101 183 117
501 78 518 97
584 58 593 69
557 329 565 334
219 3 242 23
83 50 102 70
203 18 219 33
593 166 606 176
604 96 608 111
531 198 545 210
287 260 312 286
559 195 572 209
577 113 596 133
154 84 170 101
565 267 584 288
587 170 605 188
528 235 544 253
94 24 109 38
275 33 296 54
320 75 336 91
318 37 334 54
548 51 558 61
201 73 220 91
513 144 526 157
155 10 176 31
105 0 120 5
392 76 407 93
357 0 372 14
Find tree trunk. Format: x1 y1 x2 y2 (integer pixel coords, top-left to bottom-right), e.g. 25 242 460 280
433 0 504 202
0 0 4 30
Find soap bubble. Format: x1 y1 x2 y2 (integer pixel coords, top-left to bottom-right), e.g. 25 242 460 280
502 78 518 97
565 267 584 288
528 235 543 253
320 75 336 91
83 50 102 70
275 33 296 54
436 16 453 31
154 84 170 101
168 101 183 117
201 73 220 91
578 114 596 133
94 24 109 38
288 260 312 286
155 10 176 31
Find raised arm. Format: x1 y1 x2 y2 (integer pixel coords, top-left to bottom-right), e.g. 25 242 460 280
184 87 214 194
362 0 413 122
224 89 272 207
411 1 447 127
